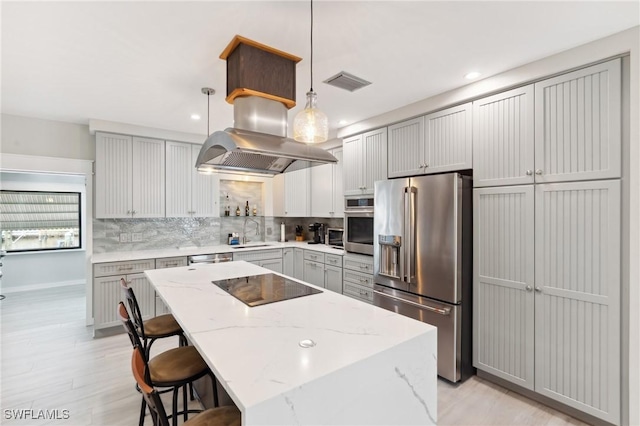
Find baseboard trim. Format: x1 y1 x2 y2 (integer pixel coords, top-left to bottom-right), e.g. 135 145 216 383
0 280 85 294
477 370 615 426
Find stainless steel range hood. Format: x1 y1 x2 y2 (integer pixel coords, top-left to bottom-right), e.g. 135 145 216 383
195 35 337 175
196 97 336 175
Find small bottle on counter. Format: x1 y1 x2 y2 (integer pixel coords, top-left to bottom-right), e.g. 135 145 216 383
245 201 250 216
235 206 241 216
252 205 257 216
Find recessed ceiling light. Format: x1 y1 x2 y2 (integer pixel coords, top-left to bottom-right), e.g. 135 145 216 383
465 71 481 80
191 114 201 120
338 120 348 126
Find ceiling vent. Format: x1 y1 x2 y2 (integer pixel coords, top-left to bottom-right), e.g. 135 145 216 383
323 71 371 92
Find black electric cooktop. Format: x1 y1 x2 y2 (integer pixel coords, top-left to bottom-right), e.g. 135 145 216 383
212 273 322 307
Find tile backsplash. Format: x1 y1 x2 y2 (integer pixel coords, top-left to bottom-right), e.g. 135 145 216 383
93 216 343 252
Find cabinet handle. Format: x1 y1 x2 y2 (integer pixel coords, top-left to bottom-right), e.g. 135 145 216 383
535 287 542 293
525 170 533 176
535 169 543 175
424 164 429 168
118 266 134 271
126 210 131 215
165 262 179 267
525 285 533 292
132 210 137 215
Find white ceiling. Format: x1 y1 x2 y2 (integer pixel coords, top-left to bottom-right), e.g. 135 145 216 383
2 1 638 139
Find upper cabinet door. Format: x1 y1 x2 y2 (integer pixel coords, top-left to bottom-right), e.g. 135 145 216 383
284 165 310 216
342 134 363 196
473 85 535 187
95 132 133 218
388 117 424 178
310 162 333 217
191 144 219 217
534 59 621 183
425 102 472 174
362 127 387 194
332 147 344 218
165 141 192 217
132 137 165 218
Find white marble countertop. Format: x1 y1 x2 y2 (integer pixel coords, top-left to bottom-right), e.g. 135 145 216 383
91 241 346 263
145 261 437 425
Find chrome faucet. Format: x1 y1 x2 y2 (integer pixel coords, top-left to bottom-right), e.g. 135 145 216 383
242 217 261 245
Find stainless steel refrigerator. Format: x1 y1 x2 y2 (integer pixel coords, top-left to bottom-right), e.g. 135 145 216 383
373 172 473 383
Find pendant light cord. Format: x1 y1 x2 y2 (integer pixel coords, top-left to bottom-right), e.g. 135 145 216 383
310 0 314 92
207 91 210 136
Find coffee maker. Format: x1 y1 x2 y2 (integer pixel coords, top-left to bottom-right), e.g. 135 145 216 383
308 223 326 244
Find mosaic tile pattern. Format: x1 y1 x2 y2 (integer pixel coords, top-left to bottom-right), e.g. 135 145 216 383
92 217 221 253
93 216 344 252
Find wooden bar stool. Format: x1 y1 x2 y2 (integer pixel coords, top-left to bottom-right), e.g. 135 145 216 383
131 345 240 426
121 278 186 359
118 302 219 426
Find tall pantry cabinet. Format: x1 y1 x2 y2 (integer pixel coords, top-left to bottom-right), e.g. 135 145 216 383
473 58 622 425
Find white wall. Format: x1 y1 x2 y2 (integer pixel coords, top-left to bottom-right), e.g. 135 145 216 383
1 114 95 160
0 171 87 292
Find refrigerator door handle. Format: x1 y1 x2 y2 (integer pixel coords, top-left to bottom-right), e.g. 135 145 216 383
404 186 417 284
373 289 451 316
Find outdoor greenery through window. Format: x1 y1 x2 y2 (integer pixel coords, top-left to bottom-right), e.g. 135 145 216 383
0 190 81 252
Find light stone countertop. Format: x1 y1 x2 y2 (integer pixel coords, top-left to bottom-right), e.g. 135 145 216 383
145 261 437 425
91 241 346 264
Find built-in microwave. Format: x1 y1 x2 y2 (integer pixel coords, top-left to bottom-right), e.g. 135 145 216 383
325 228 344 249
344 197 374 255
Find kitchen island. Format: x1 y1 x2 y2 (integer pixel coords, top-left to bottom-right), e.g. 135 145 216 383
145 261 437 425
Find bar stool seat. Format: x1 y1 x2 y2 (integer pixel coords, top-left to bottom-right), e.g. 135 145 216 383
183 406 241 426
143 314 182 338
148 346 208 384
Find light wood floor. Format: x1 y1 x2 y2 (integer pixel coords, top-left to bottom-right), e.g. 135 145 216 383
0 285 589 425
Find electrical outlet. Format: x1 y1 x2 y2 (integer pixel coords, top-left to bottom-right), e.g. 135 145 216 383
119 233 129 243
131 233 143 242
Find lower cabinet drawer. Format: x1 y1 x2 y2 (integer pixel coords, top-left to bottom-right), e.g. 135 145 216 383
156 256 188 269
343 282 373 303
343 269 373 288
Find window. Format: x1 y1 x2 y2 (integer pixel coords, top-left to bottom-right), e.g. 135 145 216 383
0 191 81 252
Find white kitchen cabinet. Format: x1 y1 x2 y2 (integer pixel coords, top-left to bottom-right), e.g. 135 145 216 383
388 117 424 178
342 253 373 304
93 258 156 329
233 249 283 274
259 258 283 274
343 128 387 196
95 132 165 218
473 181 621 424
154 256 188 315
324 265 342 293
472 86 535 187
311 147 343 218
282 247 294 277
303 259 325 287
424 103 472 173
388 103 472 178
274 165 310 217
293 248 304 280
533 59 621 183
473 185 535 390
165 141 219 217
533 180 620 423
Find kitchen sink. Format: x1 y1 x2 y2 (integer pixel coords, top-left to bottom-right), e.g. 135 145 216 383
231 244 272 250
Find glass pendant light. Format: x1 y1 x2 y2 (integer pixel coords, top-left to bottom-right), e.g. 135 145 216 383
293 0 328 144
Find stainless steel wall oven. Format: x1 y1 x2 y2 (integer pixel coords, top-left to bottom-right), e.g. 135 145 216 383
344 197 374 255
